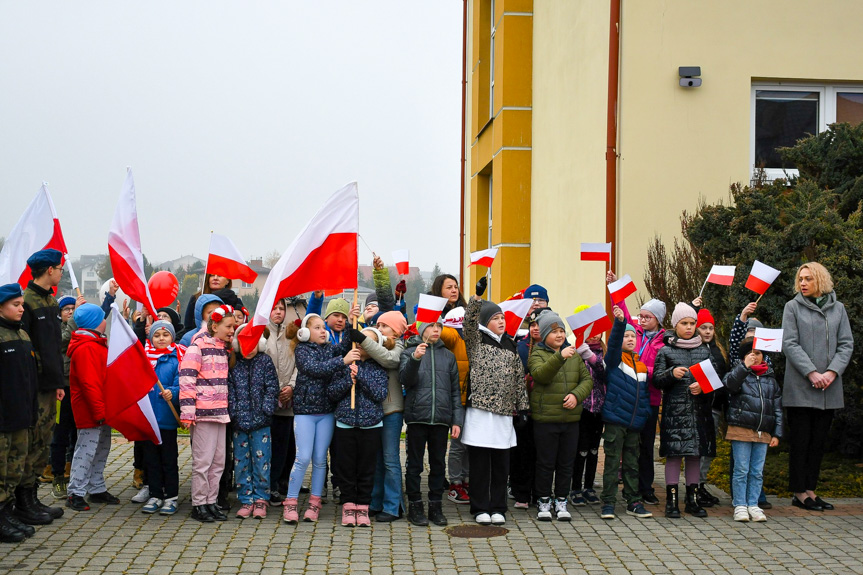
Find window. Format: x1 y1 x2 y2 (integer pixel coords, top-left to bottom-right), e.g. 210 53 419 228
752 84 863 179
241 281 253 288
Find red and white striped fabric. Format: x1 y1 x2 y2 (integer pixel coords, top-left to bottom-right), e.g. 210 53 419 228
607 274 637 303
706 265 736 286
107 169 158 318
753 328 783 353
469 248 498 267
237 183 359 356
416 294 449 324
207 233 258 284
498 298 534 337
566 304 613 347
744 260 781 295
0 183 68 289
580 242 612 262
392 249 410 275
105 303 161 444
144 340 186 367
690 358 724 394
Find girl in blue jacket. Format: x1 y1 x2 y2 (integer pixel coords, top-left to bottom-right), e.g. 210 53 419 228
141 321 182 516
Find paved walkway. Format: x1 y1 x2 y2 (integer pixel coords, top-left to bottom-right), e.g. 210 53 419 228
2 436 863 575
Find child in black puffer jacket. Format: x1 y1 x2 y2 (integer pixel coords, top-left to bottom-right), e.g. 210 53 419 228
328 327 389 528
723 338 781 523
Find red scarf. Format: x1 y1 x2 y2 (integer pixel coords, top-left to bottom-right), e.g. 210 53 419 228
144 341 185 367
751 363 768 376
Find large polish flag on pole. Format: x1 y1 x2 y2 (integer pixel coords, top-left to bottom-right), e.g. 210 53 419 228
105 303 161 444
238 183 359 356
0 183 68 289
107 169 158 318
207 233 258 284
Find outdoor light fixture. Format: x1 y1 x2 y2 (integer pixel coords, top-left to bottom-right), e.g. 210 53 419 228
679 66 702 88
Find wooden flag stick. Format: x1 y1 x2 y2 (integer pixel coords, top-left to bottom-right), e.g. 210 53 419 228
350 288 359 409
155 380 182 425
755 292 765 304
697 276 709 299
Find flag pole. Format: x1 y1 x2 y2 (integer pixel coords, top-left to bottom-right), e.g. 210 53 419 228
155 380 182 425
350 288 359 409
755 292 765 304
697 276 709 299
65 256 82 298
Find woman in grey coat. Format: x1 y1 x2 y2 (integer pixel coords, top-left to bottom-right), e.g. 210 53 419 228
782 262 853 511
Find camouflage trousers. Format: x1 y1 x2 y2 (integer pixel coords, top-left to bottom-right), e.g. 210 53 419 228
21 391 57 488
0 428 30 504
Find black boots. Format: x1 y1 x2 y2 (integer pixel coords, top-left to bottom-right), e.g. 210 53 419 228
697 483 719 507
427 500 448 526
0 502 29 543
685 484 708 517
191 505 215 523
665 485 680 518
12 486 52 525
24 485 64 518
408 500 429 526
206 504 228 521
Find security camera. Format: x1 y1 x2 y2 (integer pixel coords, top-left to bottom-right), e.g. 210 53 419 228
680 78 702 88
678 66 702 88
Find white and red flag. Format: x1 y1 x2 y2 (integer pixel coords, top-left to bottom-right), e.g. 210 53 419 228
567 304 613 347
690 358 724 394
580 242 612 262
105 303 161 444
107 169 158 317
206 233 258 284
415 294 449 324
498 298 534 337
469 248 498 267
744 260 781 295
753 328 783 353
238 183 359 356
607 274 637 304
392 250 410 275
0 183 68 289
706 265 736 286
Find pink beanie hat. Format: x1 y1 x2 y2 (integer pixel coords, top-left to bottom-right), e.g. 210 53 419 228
376 311 408 337
671 302 698 327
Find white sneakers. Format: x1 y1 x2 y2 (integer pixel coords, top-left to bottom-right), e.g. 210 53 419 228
748 506 767 522
733 505 750 521
554 498 571 522
475 512 491 525
536 498 553 521
131 486 150 504
490 513 505 525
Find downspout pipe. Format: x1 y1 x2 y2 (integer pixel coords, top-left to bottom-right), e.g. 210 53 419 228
606 0 621 305
459 0 468 288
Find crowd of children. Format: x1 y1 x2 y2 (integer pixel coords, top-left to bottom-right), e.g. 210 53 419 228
0 249 853 543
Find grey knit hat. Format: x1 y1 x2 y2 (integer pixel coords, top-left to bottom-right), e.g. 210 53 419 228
537 312 566 343
640 299 667 325
478 301 504 327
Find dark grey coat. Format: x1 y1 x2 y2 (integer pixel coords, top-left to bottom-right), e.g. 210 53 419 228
400 337 464 427
724 362 783 437
653 338 716 458
782 291 853 410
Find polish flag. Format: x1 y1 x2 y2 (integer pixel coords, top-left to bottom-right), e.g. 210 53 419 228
498 298 534 337
105 303 161 444
607 274 637 303
753 327 784 353
207 233 258 284
744 260 781 295
238 183 359 356
0 183 68 289
580 242 612 262
415 293 449 324
567 304 613 347
469 248 498 267
690 358 724 394
107 169 158 318
392 250 410 275
706 265 736 286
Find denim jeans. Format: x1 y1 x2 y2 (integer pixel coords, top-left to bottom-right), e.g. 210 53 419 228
233 427 272 504
370 412 404 515
730 440 768 507
288 414 334 499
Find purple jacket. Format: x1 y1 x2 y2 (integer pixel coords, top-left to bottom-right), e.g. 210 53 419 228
618 300 665 407
581 346 607 414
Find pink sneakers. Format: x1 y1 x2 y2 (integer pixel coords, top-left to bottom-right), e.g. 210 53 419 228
303 495 322 522
341 502 356 527
283 498 299 524
355 504 371 527
253 500 267 519
236 503 253 518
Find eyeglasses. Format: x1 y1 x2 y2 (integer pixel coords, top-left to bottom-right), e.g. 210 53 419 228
637 315 655 321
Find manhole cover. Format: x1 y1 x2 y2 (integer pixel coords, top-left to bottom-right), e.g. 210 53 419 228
445 524 509 538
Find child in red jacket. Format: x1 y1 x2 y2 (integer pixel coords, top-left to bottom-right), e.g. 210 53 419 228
66 304 119 512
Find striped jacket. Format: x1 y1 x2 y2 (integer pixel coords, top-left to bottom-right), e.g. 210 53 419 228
601 318 651 431
179 332 231 423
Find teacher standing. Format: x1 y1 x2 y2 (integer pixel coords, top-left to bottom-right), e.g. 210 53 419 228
782 262 853 511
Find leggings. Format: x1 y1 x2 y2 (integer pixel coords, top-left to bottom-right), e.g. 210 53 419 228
287 413 334 499
665 456 700 486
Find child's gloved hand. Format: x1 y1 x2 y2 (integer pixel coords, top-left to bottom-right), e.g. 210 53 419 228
350 328 367 344
514 410 529 430
395 280 407 299
576 343 595 361
476 276 487 297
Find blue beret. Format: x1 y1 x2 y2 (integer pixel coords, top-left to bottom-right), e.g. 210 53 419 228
0 283 23 305
26 248 63 270
524 284 549 303
58 296 76 309
73 303 104 330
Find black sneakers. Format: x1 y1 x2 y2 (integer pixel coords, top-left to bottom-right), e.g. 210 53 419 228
66 495 90 512
88 491 120 505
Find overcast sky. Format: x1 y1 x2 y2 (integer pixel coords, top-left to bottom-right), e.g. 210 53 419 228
0 2 463 274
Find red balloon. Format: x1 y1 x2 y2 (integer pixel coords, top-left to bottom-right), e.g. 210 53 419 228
148 271 179 309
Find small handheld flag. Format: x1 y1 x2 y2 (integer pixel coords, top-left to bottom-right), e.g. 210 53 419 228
498 298 534 337
690 358 723 394
753 328 783 353
580 242 612 262
698 264 736 297
207 233 258 284
607 274 637 304
469 248 498 268
415 294 449 324
745 260 781 297
566 304 613 347
392 250 410 275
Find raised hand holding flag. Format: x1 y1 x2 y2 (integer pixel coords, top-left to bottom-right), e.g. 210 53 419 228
607 274 637 304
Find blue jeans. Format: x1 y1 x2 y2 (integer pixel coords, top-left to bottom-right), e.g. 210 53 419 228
730 440 768 507
370 412 404 515
288 414 334 499
233 427 272 504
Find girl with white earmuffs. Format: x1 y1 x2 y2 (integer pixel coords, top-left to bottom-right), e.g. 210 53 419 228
227 324 280 519
282 313 362 523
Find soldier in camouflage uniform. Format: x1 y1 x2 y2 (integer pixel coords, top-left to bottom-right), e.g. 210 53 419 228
18 249 66 524
0 283 40 542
